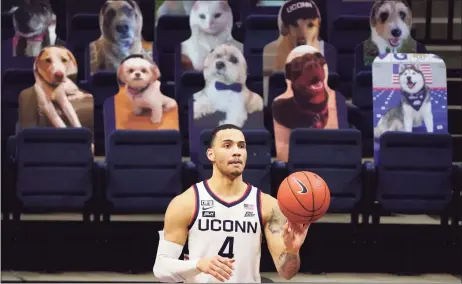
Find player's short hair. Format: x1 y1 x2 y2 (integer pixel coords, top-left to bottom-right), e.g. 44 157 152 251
209 124 243 148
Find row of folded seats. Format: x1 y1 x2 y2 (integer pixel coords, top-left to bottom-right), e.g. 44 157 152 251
3 127 461 227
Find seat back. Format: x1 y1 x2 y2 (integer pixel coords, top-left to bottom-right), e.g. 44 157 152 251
67 14 100 82
377 132 453 213
197 129 272 194
287 129 363 212
106 130 182 213
244 15 278 78
16 128 94 211
155 16 191 82
90 72 119 155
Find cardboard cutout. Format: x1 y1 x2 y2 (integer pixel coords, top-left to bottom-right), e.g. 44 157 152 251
18 46 94 147
372 53 448 160
263 0 325 75
362 0 419 66
189 44 264 160
103 54 179 138
273 45 341 162
8 0 65 57
181 1 243 72
89 0 153 75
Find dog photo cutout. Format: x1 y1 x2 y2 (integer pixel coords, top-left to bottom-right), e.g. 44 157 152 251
89 0 153 75
181 0 243 72
362 0 422 66
372 54 448 160
103 54 179 137
272 45 344 163
18 46 94 143
189 44 264 160
8 0 65 57
263 0 324 75
155 0 195 26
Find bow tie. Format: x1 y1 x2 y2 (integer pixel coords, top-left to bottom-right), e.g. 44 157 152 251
215 81 243 93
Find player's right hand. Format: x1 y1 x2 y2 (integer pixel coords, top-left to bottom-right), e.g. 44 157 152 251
196 256 235 282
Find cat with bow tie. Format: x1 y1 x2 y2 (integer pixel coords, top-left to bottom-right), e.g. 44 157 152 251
193 44 263 127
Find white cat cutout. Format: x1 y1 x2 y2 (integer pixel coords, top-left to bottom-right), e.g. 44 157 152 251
181 1 243 71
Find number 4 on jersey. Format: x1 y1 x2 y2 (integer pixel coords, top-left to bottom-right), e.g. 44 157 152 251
218 236 234 258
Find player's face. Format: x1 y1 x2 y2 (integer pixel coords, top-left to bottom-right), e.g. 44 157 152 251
210 129 247 178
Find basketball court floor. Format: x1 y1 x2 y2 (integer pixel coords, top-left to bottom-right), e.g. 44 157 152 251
1 271 460 283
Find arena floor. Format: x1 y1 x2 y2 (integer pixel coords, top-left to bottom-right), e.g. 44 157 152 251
1 271 460 283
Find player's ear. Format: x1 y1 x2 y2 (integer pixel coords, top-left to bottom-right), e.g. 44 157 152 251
206 148 215 162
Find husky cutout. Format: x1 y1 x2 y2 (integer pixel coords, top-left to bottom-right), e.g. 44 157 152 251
362 0 424 66
374 64 433 138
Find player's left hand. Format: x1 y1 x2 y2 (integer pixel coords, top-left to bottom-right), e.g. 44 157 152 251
282 221 310 253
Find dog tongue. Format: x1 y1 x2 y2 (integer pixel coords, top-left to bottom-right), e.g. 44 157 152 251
407 82 414 89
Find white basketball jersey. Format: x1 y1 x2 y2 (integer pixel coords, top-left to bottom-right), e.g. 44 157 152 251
186 181 263 283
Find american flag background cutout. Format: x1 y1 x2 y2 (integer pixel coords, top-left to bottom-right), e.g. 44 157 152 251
391 64 433 85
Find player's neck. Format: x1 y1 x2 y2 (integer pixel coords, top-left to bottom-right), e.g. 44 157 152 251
207 174 246 197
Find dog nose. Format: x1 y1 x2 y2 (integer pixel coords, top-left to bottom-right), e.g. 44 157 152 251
54 71 64 81
116 24 129 34
407 76 412 81
216 61 225 70
391 29 402 37
135 72 141 77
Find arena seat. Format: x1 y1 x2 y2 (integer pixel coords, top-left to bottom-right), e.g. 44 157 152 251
67 14 100 83
243 15 278 79
90 71 119 156
373 132 454 224
286 128 366 223
1 70 35 145
177 71 205 156
155 16 190 83
103 130 183 218
329 16 370 98
13 128 95 220
197 129 273 195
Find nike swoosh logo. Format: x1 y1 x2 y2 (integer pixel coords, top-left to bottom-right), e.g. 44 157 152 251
292 177 308 194
202 206 214 210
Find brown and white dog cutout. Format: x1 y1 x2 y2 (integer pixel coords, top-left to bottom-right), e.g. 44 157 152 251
263 0 324 74
117 55 177 124
272 45 339 162
32 46 91 128
90 0 153 75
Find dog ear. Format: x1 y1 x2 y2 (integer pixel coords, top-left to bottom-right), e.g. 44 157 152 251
280 24 290 36
398 63 407 73
34 48 46 71
313 52 327 66
151 63 161 81
412 64 421 71
117 62 127 86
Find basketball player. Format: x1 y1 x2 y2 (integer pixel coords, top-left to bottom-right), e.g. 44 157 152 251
153 124 310 283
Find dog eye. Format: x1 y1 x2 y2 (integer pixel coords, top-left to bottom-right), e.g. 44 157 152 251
141 68 147 73
62 58 68 63
229 56 238 64
129 69 134 73
379 12 389 22
214 13 222 18
199 14 206 19
215 54 222 59
399 11 406 20
45 58 52 63
308 22 314 28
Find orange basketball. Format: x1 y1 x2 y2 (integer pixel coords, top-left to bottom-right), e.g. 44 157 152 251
277 171 330 224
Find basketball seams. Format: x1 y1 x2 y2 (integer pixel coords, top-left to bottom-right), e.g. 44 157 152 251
302 172 316 223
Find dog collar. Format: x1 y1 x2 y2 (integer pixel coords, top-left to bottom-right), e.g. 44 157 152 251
13 32 47 49
402 88 427 111
215 81 243 93
127 84 150 96
296 97 329 128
